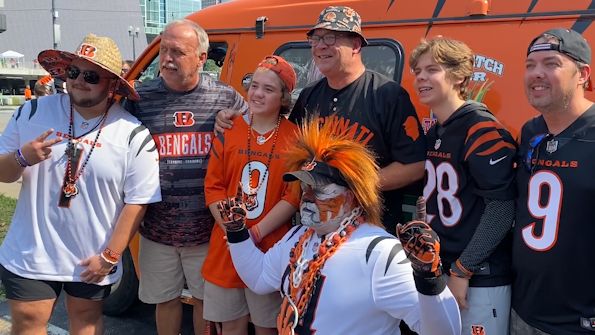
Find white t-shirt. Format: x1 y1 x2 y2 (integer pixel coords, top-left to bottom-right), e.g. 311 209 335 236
0 94 161 285
230 224 461 335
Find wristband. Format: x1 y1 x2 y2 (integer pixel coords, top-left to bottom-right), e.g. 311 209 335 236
14 151 27 167
100 252 118 265
102 248 121 263
225 220 246 232
450 259 473 279
227 227 250 243
249 225 262 243
414 273 448 296
15 149 30 167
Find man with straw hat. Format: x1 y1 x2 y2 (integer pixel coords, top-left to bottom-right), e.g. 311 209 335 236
0 33 161 333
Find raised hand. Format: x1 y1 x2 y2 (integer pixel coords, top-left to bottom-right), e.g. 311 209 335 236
20 129 63 166
396 197 442 278
216 183 248 232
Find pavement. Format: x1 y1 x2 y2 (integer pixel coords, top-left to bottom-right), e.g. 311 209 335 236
0 106 21 199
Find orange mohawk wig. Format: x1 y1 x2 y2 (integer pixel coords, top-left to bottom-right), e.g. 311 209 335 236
285 117 383 227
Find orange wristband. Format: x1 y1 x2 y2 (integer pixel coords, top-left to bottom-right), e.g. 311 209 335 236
249 225 262 243
102 248 121 263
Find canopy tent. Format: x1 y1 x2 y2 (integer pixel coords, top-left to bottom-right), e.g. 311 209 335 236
0 50 24 58
0 50 25 68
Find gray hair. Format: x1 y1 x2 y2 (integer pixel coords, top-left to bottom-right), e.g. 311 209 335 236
163 19 210 56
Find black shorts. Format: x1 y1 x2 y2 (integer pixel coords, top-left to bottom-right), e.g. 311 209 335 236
0 265 112 301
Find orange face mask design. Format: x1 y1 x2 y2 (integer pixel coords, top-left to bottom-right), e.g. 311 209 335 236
301 183 350 226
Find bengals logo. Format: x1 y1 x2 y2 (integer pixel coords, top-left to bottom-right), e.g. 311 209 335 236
173 111 195 127
403 115 420 141
471 325 486 335
302 160 317 171
78 44 97 58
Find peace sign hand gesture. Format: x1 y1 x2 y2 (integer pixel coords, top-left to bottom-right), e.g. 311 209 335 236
19 129 63 166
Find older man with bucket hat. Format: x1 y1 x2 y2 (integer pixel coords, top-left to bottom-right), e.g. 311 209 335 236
291 6 427 233
216 6 427 236
0 34 161 334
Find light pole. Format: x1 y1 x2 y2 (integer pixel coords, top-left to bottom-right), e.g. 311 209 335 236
128 26 140 60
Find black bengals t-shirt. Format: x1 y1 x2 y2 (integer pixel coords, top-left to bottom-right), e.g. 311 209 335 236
513 105 595 334
290 70 426 232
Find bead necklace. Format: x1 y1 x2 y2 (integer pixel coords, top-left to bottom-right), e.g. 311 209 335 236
62 103 109 198
278 207 363 334
246 113 281 197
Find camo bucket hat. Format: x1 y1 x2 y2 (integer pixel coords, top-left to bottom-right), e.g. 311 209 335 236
307 6 368 46
38 33 139 100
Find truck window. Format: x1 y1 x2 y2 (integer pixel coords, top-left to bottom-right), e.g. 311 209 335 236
275 39 404 96
137 42 229 83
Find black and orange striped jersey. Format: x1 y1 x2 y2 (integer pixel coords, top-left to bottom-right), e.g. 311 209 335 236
513 105 595 334
424 101 516 287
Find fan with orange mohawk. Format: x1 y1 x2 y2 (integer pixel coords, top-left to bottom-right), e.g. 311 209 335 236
283 117 383 227
223 118 460 335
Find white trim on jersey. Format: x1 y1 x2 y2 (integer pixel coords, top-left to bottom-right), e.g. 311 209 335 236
0 94 161 285
229 224 461 335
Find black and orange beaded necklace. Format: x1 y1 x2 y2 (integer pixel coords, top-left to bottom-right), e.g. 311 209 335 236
61 102 109 199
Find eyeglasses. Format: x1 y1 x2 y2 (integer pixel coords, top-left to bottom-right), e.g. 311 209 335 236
524 133 552 173
307 34 347 47
66 65 106 85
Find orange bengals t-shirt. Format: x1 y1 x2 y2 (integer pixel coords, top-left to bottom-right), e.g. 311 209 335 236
202 115 300 288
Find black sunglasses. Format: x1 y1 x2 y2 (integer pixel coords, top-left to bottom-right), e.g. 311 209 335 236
524 133 552 173
66 65 106 85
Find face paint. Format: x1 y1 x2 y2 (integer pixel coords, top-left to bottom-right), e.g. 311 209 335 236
299 182 354 234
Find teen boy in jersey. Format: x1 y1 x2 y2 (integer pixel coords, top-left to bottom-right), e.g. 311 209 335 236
202 56 300 335
218 119 461 335
410 37 517 335
512 28 595 335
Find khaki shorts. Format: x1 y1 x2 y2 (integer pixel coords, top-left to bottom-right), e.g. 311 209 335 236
138 235 208 304
203 280 281 328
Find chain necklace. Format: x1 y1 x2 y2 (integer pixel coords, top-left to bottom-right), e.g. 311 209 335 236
278 207 363 334
251 126 276 145
246 113 281 196
62 103 109 198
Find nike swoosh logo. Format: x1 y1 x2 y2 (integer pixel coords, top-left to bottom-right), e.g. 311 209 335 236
489 156 507 165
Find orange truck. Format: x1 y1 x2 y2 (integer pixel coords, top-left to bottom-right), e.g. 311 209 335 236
103 0 595 315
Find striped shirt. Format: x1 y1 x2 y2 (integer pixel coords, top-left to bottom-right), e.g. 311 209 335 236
129 75 248 246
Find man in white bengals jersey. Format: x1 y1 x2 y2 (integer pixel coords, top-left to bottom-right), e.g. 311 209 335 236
0 34 161 334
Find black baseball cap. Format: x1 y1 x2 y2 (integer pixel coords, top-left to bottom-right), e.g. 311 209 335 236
283 160 347 187
527 28 591 64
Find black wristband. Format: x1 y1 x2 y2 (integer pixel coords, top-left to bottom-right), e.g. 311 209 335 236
226 227 250 243
413 273 447 296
